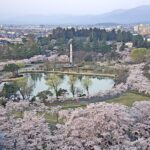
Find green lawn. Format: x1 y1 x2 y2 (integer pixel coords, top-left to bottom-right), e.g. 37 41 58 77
107 92 150 106
37 112 62 124
12 111 23 118
59 102 86 110
49 100 86 109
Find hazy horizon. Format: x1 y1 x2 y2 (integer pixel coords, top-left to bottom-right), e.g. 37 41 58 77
1 0 150 18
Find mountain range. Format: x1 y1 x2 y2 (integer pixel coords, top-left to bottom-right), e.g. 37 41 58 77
1 5 150 25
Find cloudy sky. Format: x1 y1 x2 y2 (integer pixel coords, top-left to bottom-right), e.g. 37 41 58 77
1 0 150 17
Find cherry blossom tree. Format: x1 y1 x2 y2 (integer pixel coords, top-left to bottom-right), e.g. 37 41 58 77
0 101 150 150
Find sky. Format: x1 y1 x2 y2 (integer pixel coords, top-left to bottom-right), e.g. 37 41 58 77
1 0 150 17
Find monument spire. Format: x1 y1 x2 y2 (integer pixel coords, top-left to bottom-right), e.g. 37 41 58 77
70 42 73 64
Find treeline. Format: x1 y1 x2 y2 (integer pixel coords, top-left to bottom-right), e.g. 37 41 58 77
51 28 150 47
0 41 42 60
52 28 132 42
38 28 150 53
1 27 150 60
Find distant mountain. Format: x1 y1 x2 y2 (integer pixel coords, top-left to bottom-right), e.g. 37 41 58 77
1 5 150 25
96 5 150 24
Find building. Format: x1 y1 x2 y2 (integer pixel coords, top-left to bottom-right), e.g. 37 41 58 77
134 24 150 36
125 42 133 48
0 37 23 44
0 25 3 30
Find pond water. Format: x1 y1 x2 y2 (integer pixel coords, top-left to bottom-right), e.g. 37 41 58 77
0 73 115 98
25 73 115 98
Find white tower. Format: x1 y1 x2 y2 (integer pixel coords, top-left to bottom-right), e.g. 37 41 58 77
70 43 73 64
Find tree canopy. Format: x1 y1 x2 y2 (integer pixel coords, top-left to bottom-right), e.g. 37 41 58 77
4 63 19 77
130 48 150 63
46 74 62 100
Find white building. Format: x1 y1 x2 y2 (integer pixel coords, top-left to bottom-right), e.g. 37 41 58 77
125 42 133 48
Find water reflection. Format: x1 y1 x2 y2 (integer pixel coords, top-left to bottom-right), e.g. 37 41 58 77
0 73 115 99
30 73 43 82
27 73 115 98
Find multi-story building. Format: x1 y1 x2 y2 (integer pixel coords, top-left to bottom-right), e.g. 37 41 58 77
134 24 150 36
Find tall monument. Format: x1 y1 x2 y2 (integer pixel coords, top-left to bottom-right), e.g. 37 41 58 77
70 43 73 64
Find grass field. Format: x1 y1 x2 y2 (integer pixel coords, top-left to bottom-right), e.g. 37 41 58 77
48 100 86 109
107 92 150 106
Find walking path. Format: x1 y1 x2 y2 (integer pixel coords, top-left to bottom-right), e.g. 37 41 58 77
127 63 150 94
20 70 116 78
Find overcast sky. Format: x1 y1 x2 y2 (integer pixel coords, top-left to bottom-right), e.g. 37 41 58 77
1 0 150 17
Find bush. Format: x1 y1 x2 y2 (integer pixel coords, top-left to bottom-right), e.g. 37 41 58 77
84 55 93 62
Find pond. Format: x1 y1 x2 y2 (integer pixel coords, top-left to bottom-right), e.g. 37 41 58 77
26 73 115 98
0 73 115 99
